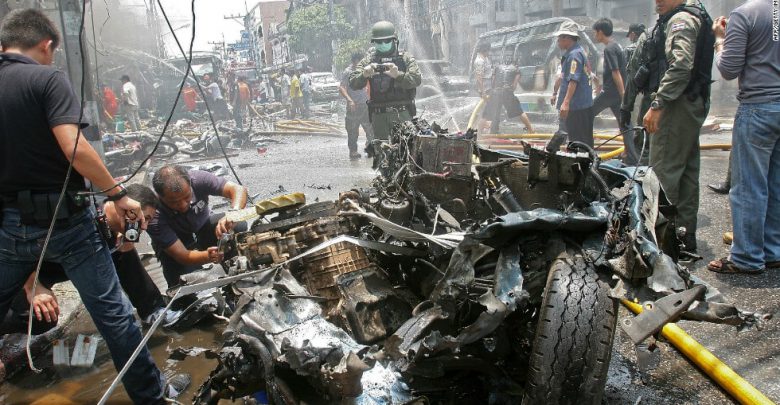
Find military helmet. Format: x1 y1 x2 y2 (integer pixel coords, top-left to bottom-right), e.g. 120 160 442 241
371 21 397 41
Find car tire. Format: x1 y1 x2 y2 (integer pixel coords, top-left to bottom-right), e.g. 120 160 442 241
144 141 179 158
523 254 617 405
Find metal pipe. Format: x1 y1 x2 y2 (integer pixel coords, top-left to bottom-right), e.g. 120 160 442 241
621 299 775 405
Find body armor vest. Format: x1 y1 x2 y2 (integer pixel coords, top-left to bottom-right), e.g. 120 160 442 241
368 51 416 107
634 3 714 101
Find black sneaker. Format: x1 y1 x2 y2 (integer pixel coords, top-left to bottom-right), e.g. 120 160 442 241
164 373 191 401
707 182 729 195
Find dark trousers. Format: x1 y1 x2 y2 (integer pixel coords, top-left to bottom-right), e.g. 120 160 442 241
155 213 246 288
303 91 312 118
561 107 594 147
0 209 163 403
592 91 621 123
346 107 374 153
2 249 166 334
233 103 245 130
620 94 651 165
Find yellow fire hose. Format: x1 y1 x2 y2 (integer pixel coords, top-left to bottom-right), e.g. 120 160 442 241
467 98 486 130
621 299 775 405
599 146 625 160
479 143 624 151
483 133 623 141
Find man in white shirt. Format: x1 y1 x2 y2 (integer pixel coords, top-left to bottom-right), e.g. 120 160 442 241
300 67 313 118
472 43 493 133
202 74 228 119
120 74 141 131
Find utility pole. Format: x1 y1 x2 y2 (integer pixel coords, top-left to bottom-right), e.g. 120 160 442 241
328 0 334 71
552 0 563 17
225 12 253 63
208 40 225 60
57 0 100 145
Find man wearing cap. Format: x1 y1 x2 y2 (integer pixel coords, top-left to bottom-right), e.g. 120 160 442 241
350 21 421 156
121 74 141 131
624 23 646 66
553 21 594 147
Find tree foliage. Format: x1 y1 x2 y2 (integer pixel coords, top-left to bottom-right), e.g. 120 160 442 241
287 4 352 69
333 33 371 72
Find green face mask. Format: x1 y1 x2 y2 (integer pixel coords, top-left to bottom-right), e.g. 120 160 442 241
375 41 393 53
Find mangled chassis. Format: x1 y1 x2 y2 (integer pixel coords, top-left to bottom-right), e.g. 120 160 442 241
188 119 761 404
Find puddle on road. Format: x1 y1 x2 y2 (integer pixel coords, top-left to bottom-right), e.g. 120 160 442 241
1 309 224 404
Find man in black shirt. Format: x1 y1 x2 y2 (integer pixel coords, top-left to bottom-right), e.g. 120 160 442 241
0 10 179 404
591 18 626 130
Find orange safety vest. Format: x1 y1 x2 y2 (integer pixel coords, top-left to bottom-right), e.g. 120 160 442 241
237 82 251 104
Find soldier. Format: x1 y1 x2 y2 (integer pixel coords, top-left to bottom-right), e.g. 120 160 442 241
349 21 421 155
624 23 646 67
620 28 651 165
640 0 715 256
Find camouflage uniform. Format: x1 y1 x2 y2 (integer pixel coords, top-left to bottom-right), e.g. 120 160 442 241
349 48 422 141
621 32 651 164
650 2 710 245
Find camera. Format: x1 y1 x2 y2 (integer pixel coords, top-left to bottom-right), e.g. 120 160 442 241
124 220 140 243
375 64 388 73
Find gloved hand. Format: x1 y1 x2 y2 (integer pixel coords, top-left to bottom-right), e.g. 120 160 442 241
362 63 376 78
385 63 400 79
619 109 632 129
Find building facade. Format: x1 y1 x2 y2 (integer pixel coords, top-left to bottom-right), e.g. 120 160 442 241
247 0 291 68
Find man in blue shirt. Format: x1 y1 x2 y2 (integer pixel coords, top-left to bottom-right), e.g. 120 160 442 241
148 165 248 287
708 0 780 275
553 21 594 147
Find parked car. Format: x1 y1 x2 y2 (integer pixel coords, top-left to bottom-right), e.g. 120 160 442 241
310 72 341 101
470 17 603 94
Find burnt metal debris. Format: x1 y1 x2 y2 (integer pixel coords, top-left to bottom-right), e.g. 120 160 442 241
165 118 764 404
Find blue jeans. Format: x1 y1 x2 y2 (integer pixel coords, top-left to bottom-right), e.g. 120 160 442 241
0 208 164 404
730 101 780 270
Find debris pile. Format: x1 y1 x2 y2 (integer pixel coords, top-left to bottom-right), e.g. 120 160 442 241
166 118 760 404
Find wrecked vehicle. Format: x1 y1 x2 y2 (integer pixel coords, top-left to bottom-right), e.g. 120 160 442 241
310 72 342 101
172 119 759 404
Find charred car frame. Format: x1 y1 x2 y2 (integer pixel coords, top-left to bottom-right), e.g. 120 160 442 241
169 118 761 405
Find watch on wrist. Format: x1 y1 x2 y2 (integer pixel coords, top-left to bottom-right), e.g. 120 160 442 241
105 184 127 202
650 99 664 110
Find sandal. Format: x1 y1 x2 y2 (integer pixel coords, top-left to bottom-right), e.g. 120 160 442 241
707 257 764 275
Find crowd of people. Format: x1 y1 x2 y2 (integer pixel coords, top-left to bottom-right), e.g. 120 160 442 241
96 65 317 135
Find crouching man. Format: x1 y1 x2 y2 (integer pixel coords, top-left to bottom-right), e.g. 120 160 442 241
148 165 248 288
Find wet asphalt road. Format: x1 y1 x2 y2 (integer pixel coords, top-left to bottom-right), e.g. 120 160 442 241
3 102 778 403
